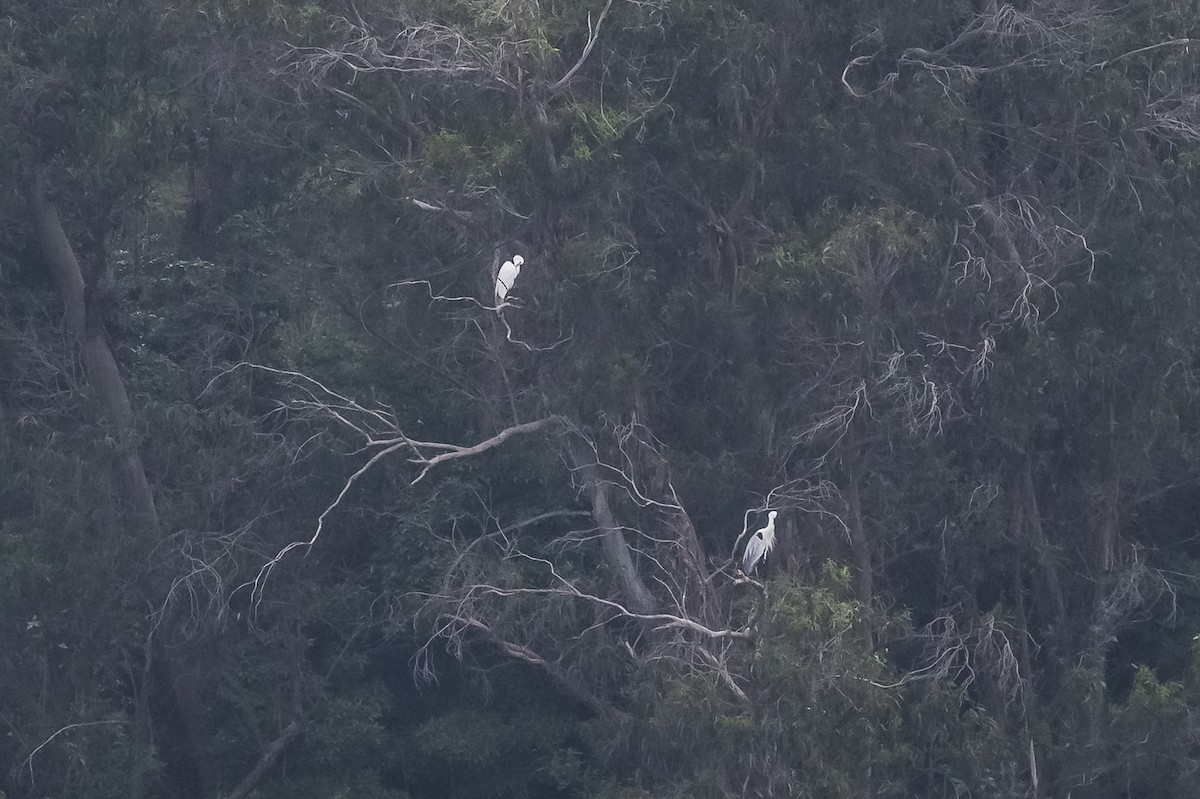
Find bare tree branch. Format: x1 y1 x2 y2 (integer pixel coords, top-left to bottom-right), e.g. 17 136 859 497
446 613 632 721
408 416 562 485
20 721 126 789
223 720 302 799
548 0 616 97
566 435 659 615
1093 38 1197 70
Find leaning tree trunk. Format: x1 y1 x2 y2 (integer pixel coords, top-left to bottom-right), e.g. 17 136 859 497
566 437 659 616
22 163 195 798
23 164 161 536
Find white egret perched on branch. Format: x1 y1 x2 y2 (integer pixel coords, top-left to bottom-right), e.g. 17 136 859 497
741 510 778 576
495 254 524 305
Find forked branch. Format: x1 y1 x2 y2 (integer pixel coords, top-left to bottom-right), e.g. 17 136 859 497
215 363 567 606
548 0 616 97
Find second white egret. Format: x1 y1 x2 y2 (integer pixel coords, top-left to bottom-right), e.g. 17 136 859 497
742 510 778 576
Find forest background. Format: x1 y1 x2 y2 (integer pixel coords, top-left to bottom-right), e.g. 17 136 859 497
4 0 1200 796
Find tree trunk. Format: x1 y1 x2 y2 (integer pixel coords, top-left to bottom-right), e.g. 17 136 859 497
23 162 177 798
181 80 219 259
22 164 161 536
566 437 658 615
223 720 302 799
181 126 215 258
1078 449 1122 755
1016 450 1066 633
1011 550 1041 798
623 410 719 625
844 460 873 605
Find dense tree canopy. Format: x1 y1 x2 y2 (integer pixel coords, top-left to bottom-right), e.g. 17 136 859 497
4 0 1200 797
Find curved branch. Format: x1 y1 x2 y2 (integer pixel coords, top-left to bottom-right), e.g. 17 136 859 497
460 563 751 641
1092 38 1197 70
237 370 564 605
841 54 875 97
450 614 632 721
223 720 302 799
409 416 563 485
548 0 615 97
21 721 127 788
566 436 659 615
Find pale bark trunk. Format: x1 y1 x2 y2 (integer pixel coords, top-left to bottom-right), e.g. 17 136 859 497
566 438 658 615
23 164 161 536
23 165 221 797
626 410 719 624
666 508 718 625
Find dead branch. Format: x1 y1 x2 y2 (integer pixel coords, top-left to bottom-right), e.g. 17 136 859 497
498 309 574 351
847 3 1106 101
246 415 563 610
548 0 616 97
566 435 660 615
286 15 514 87
841 54 881 97
223 720 303 799
20 720 126 789
441 549 751 640
409 416 563 485
201 362 396 439
1093 38 1198 70
408 197 474 220
386 278 492 311
447 613 632 721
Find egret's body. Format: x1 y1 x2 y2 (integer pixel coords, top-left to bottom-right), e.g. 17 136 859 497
742 510 778 575
495 254 524 304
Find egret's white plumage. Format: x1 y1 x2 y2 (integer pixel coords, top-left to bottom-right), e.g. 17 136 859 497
495 254 524 304
742 510 778 575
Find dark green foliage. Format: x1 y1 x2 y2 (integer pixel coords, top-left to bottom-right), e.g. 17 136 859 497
6 0 1200 797
619 568 1012 797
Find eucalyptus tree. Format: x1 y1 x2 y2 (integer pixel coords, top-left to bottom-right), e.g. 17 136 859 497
232 0 1027 796
0 1 408 797
218 0 1200 793
1 1 183 793
824 2 1200 791
6 0 1200 797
